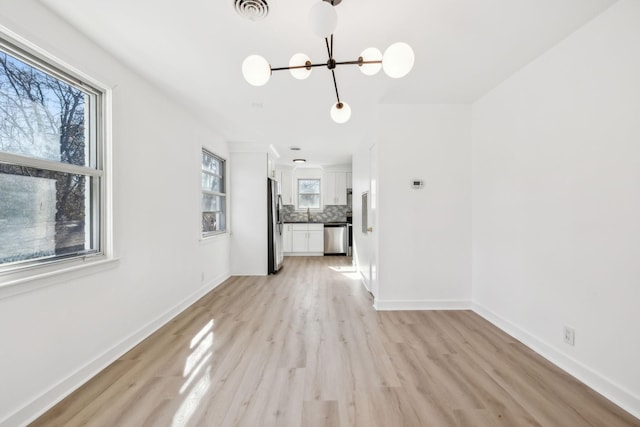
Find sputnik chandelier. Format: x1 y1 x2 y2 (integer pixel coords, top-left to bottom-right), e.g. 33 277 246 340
241 0 415 124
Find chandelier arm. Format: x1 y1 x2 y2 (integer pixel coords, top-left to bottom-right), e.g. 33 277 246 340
270 60 382 72
330 69 341 103
325 37 332 60
330 34 334 59
271 63 327 71
334 59 383 66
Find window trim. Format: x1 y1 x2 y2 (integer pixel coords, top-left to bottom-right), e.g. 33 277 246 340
0 31 109 279
297 178 322 211
201 148 227 238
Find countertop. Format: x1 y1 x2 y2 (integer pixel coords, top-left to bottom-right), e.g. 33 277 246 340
284 221 348 224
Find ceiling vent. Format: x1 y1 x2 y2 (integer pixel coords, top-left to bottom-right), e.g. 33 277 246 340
234 0 269 21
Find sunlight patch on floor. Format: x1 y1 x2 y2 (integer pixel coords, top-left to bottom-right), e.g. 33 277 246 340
173 318 215 426
190 319 213 349
329 265 360 280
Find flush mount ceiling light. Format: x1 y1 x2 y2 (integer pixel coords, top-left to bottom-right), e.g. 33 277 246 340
241 0 414 124
293 158 307 163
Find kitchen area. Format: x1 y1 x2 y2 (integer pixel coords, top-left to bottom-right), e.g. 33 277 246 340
277 168 352 259
229 148 353 277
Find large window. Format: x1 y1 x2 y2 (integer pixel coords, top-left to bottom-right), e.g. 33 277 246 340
0 38 104 270
201 149 226 236
298 178 321 209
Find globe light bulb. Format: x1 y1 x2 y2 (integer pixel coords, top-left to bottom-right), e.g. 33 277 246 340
382 42 415 78
242 55 271 86
289 53 312 80
359 47 383 76
309 1 337 38
330 101 351 124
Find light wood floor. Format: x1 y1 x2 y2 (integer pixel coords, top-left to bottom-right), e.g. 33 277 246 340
32 256 638 426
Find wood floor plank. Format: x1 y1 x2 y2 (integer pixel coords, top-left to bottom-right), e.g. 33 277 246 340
30 256 639 427
302 400 340 427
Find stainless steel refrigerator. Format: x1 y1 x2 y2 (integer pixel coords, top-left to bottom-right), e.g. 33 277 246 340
267 178 284 274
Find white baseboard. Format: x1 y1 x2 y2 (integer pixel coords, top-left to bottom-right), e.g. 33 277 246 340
472 302 640 420
360 272 371 293
374 299 472 311
3 271 230 427
284 252 324 257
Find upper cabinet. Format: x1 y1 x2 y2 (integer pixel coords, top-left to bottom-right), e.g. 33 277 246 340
323 172 335 206
324 171 348 205
267 153 276 179
276 168 294 205
279 166 350 208
347 172 352 188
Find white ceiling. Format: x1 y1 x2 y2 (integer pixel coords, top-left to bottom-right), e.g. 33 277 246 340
40 0 615 166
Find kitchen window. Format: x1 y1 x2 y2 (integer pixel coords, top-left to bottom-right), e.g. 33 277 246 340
0 37 104 271
298 178 321 209
201 149 226 236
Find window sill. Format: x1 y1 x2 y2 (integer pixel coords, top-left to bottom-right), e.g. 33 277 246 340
199 231 229 244
0 256 120 300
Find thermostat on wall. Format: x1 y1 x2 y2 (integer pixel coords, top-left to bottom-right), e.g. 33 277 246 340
411 179 424 189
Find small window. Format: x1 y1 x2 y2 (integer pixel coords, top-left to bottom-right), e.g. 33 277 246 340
0 37 104 270
201 149 226 236
298 178 321 209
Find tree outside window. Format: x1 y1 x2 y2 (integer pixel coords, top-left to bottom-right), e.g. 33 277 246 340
298 178 320 209
201 149 226 236
0 40 103 268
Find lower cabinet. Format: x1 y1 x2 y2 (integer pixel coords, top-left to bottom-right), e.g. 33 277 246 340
286 223 324 255
292 229 308 252
282 224 293 253
307 229 324 252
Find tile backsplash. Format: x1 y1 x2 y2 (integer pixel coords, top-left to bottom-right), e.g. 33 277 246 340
282 205 349 222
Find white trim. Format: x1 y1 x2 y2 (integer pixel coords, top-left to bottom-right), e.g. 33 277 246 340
295 177 322 211
284 252 324 257
0 24 110 91
374 299 472 311
0 152 103 177
472 302 640 420
0 27 113 282
201 148 227 237
1 271 231 427
360 271 371 293
0 257 119 300
199 231 230 244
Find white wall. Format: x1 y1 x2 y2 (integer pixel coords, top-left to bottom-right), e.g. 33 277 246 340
0 2 230 425
376 105 472 309
352 141 373 292
472 0 640 417
229 151 268 275
2 0 638 423
352 105 472 310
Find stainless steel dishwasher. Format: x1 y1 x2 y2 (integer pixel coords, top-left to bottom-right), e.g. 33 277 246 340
324 223 348 255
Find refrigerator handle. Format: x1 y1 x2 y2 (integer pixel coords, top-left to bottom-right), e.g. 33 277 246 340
277 195 283 222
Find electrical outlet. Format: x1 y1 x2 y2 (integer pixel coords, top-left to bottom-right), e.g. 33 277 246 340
563 326 575 346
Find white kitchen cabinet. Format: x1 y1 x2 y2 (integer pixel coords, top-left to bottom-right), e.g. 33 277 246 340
289 223 324 254
276 168 294 205
324 171 348 205
308 228 324 252
334 172 347 205
346 172 352 188
323 172 335 205
282 223 292 253
291 230 308 252
267 154 276 179
280 169 293 205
